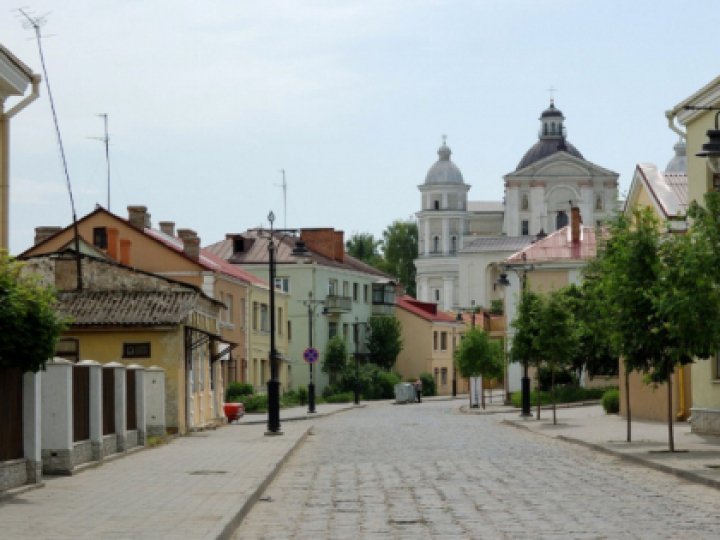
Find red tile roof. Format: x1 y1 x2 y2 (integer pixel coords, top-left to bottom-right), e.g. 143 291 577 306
396 295 459 323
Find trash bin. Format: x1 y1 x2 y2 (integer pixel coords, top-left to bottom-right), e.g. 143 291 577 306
394 383 415 404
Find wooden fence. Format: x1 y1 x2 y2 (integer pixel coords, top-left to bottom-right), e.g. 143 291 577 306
0 368 24 461
73 365 91 442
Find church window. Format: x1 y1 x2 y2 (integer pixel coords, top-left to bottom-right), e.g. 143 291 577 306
551 122 556 134
451 236 457 253
521 194 529 210
433 236 440 253
556 211 569 230
434 200 440 210
434 289 440 302
521 220 529 236
595 195 603 210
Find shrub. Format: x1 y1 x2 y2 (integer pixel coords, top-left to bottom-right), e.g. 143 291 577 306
324 392 354 403
322 384 341 399
490 299 504 315
419 372 436 397
601 388 620 414
282 386 308 407
243 394 268 413
225 382 254 403
537 366 577 391
337 363 401 400
510 386 611 407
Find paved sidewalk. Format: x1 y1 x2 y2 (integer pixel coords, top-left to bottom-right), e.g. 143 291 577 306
0 403 355 540
475 402 720 490
236 402 358 425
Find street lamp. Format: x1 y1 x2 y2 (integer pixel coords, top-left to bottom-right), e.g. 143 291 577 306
302 291 324 413
497 259 534 418
352 319 362 405
685 106 720 173
452 312 463 397
263 211 306 436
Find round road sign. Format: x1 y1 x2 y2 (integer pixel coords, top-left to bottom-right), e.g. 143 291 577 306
303 347 319 364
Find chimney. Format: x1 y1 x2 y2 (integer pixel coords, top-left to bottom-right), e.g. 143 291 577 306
300 229 336 260
107 227 119 260
119 238 132 266
333 230 344 262
177 229 200 260
128 206 151 230
571 207 582 244
34 226 62 245
159 221 175 236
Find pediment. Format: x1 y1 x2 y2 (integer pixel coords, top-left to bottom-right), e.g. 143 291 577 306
506 151 618 181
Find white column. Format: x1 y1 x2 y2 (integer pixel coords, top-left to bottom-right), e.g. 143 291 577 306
41 358 73 473
423 219 430 255
443 277 454 311
580 184 593 226
530 185 546 234
22 369 42 484
442 218 449 255
504 186 520 235
145 366 166 438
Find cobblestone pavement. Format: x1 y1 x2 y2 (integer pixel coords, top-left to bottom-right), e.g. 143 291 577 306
233 399 720 540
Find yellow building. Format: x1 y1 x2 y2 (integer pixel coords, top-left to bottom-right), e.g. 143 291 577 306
620 159 691 421
22 252 223 434
667 76 720 434
395 295 465 396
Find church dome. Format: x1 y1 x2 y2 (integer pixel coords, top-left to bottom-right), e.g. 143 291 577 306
424 140 464 185
516 100 584 170
665 138 687 173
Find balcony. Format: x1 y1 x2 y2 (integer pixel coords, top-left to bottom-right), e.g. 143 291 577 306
324 295 352 313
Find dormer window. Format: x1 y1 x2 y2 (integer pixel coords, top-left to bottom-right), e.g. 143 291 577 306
93 227 107 249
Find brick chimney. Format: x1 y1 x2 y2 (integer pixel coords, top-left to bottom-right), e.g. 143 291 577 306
333 230 345 262
34 226 62 245
300 229 336 261
127 206 151 230
571 207 582 244
159 221 175 236
177 229 200 260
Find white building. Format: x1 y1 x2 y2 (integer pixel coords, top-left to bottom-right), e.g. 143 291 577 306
415 101 619 313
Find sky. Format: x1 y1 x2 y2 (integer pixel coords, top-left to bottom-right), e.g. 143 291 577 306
1 0 718 254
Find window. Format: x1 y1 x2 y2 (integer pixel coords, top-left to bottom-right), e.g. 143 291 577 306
364 284 369 303
434 200 440 210
434 289 440 302
226 293 234 324
595 195 603 210
252 302 259 330
287 320 292 341
329 322 338 338
343 323 349 341
521 194 529 210
433 236 440 253
433 331 438 350
274 277 290 293
556 210 568 230
715 352 720 380
55 338 79 363
434 367 439 386
277 307 283 336
123 342 151 358
441 367 448 385
440 332 447 351
521 220 529 235
329 279 338 295
713 173 720 192
353 283 359 301
343 281 349 297
260 304 270 332
451 236 457 254
93 227 108 249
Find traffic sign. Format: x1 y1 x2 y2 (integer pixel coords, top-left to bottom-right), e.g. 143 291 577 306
303 347 319 364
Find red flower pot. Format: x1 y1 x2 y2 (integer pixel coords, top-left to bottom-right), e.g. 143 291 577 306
223 402 244 423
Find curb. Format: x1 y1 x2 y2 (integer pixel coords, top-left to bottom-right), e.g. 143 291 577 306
215 425 312 540
501 419 720 492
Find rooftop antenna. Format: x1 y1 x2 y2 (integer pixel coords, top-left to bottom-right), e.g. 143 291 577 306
88 113 111 210
276 169 287 228
19 8 82 290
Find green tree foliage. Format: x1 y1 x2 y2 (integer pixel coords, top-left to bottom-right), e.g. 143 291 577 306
322 335 348 384
510 289 545 418
536 291 579 424
455 327 503 408
366 316 403 370
379 220 418 297
0 254 66 372
345 233 382 266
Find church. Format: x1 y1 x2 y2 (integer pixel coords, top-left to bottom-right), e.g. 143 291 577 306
414 101 620 312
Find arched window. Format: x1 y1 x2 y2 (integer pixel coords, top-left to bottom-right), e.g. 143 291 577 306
521 193 529 210
556 210 569 230
551 122 556 134
433 236 440 253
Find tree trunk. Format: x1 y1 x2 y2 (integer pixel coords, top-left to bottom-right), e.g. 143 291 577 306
481 376 485 409
536 371 541 420
667 373 675 452
625 367 631 443
550 367 557 426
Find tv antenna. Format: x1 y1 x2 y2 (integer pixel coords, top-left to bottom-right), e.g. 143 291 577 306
88 114 111 210
276 169 287 228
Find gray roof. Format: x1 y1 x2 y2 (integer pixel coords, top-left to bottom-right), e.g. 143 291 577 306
424 143 464 185
460 236 534 253
517 140 584 171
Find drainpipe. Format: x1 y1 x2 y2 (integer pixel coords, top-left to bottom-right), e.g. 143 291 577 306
1 75 40 251
665 108 686 140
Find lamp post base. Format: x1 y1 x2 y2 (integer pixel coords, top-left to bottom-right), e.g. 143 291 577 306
308 382 316 413
266 378 283 436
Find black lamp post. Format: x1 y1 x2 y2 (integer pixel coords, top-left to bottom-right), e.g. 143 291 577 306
303 291 323 414
497 264 533 418
353 319 361 405
685 106 720 174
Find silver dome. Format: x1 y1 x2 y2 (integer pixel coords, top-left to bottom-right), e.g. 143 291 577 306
665 139 687 174
424 142 464 185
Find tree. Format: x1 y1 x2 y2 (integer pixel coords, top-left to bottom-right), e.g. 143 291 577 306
366 316 403 370
379 220 418 297
510 289 544 418
345 233 382 266
0 253 66 372
536 290 579 425
455 327 503 409
322 335 347 385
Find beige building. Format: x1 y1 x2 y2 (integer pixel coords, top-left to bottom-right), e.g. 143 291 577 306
667 75 720 434
395 295 465 396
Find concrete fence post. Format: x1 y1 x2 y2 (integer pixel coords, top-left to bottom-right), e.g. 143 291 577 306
23 368 42 484
40 358 73 474
144 366 166 438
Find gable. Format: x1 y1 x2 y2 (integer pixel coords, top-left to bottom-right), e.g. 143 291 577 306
508 151 618 180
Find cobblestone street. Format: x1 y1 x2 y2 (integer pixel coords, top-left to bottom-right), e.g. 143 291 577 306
233 400 720 540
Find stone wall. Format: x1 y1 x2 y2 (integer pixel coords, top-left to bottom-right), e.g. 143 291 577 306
102 434 117 457
0 459 27 492
690 408 720 435
72 441 94 468
41 449 73 475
